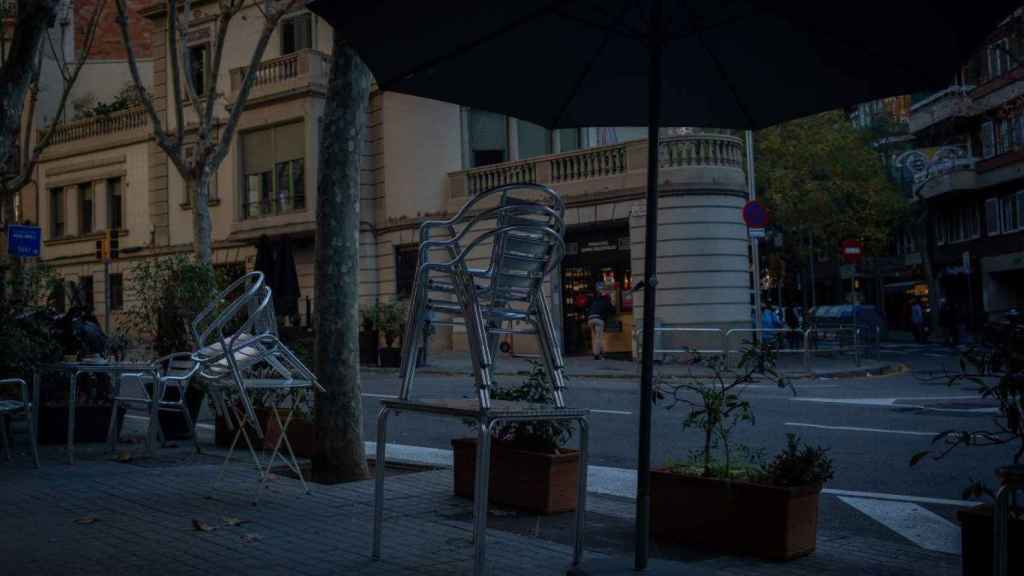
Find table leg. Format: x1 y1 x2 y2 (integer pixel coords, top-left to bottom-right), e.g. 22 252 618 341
68 371 79 465
473 419 493 576
572 417 589 567
372 406 391 560
146 370 161 456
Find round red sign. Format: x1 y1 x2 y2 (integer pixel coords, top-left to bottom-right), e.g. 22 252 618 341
742 200 768 228
841 239 864 264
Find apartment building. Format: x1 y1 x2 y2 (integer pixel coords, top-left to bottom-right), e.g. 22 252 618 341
893 5 1024 327
20 1 752 357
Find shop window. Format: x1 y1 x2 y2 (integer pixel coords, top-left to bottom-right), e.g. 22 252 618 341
281 13 312 54
394 243 419 298
985 197 1001 235
242 122 305 219
109 274 124 311
107 177 123 230
79 182 94 235
50 187 65 238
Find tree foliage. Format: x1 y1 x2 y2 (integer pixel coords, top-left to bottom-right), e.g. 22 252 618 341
755 110 905 256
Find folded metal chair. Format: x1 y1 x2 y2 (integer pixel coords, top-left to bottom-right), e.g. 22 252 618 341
0 378 39 467
398 183 568 407
107 353 201 454
191 271 322 498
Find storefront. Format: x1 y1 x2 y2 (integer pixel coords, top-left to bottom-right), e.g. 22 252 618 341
561 223 633 357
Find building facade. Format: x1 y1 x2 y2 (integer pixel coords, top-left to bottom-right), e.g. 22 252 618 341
16 1 752 357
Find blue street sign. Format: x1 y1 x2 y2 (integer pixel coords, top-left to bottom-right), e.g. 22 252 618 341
7 224 42 257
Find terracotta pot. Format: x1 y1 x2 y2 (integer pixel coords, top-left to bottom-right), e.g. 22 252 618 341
650 468 821 560
451 437 579 514
37 405 126 445
957 504 1023 576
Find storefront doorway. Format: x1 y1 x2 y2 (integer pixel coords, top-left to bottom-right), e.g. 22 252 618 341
561 223 633 357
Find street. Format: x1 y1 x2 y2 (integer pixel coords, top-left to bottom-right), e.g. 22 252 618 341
358 342 1013 556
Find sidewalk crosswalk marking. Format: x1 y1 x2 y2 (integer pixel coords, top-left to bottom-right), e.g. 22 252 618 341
839 496 960 555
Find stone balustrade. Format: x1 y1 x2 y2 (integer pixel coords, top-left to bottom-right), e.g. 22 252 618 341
448 134 745 200
45 107 149 147
230 49 330 96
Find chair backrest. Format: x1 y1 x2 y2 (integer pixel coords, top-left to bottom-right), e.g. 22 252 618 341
191 271 275 354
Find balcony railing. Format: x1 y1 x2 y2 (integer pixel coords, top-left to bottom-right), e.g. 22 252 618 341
46 107 149 146
230 49 330 96
452 134 745 198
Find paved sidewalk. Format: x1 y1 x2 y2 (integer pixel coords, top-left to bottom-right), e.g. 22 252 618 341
381 350 899 380
0 438 957 576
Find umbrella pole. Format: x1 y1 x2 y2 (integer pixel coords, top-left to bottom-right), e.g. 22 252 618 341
635 0 662 570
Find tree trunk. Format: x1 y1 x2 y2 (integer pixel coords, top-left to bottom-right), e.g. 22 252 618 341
312 40 370 483
914 204 941 333
192 172 214 266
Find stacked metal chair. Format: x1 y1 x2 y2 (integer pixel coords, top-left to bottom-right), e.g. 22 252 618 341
0 378 39 468
374 183 590 575
107 353 202 454
191 271 321 498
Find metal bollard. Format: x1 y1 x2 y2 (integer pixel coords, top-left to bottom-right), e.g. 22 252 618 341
854 328 861 367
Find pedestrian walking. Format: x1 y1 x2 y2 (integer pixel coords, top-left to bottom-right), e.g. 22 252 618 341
911 300 925 343
587 287 616 360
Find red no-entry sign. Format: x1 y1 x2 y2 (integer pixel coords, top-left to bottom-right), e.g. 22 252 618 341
742 200 768 228
841 239 864 264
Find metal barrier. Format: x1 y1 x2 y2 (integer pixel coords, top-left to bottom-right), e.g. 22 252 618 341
637 324 880 373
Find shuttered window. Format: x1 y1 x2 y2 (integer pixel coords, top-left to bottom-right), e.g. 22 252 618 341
242 122 305 219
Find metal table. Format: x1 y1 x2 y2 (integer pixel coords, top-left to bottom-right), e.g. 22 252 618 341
373 398 590 576
35 361 159 464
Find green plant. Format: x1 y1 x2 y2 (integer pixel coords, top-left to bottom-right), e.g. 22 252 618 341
368 300 406 348
656 343 793 478
910 331 1023 504
0 262 62 381
762 433 834 487
465 361 574 453
118 255 218 355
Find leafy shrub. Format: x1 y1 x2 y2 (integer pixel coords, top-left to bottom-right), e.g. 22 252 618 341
0 263 62 381
366 300 406 348
761 433 834 487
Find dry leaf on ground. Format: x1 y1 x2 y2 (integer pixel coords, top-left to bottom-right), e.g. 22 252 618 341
192 519 216 532
74 517 98 525
222 517 248 527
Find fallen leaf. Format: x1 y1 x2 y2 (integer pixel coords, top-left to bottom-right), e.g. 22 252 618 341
192 519 216 532
74 517 98 525
222 517 248 527
240 533 262 544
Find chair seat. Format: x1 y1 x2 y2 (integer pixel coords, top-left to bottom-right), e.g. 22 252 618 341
0 400 28 413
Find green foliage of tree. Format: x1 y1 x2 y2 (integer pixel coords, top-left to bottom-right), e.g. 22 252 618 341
755 110 906 256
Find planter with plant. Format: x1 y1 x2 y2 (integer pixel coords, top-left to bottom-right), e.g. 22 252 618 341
909 330 1023 576
369 300 407 368
452 361 579 514
650 347 834 560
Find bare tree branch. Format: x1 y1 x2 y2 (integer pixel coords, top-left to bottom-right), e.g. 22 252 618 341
166 0 185 152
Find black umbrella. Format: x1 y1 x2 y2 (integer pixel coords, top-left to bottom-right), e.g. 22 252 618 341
253 234 276 288
273 235 301 320
308 1 1013 571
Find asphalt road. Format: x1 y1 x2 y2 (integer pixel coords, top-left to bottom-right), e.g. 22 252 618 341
359 341 1013 526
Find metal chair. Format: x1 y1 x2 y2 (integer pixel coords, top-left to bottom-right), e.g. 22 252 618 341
398 183 568 407
0 378 39 467
376 184 589 576
107 353 201 454
190 270 322 498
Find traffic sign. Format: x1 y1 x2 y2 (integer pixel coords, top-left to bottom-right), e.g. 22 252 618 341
841 239 864 264
742 200 768 228
749 227 766 238
6 224 41 257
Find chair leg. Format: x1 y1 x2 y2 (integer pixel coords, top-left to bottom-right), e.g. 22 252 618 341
0 415 10 462
180 404 202 455
106 398 120 451
372 406 391 560
28 411 39 468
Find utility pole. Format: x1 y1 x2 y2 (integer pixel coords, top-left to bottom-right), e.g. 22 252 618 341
747 131 763 335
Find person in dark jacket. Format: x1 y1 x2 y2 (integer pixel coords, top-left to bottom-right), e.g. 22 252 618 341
587 288 616 360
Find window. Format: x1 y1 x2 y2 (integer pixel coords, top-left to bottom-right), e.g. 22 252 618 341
78 275 94 311
79 182 94 235
109 273 123 311
188 43 210 96
964 203 981 239
517 119 551 159
981 121 995 159
50 187 64 238
394 244 419 298
1002 194 1019 232
281 13 312 54
242 122 305 219
468 110 508 167
557 128 582 152
1014 116 1024 149
107 177 122 230
988 38 1012 80
986 197 1001 235
998 119 1012 155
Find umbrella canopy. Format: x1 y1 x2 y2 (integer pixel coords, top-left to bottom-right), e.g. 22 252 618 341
310 0 1010 130
308 0 1015 571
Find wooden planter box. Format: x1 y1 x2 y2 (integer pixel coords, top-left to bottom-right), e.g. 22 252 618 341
957 504 1023 576
650 468 821 560
451 437 579 514
37 405 126 445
